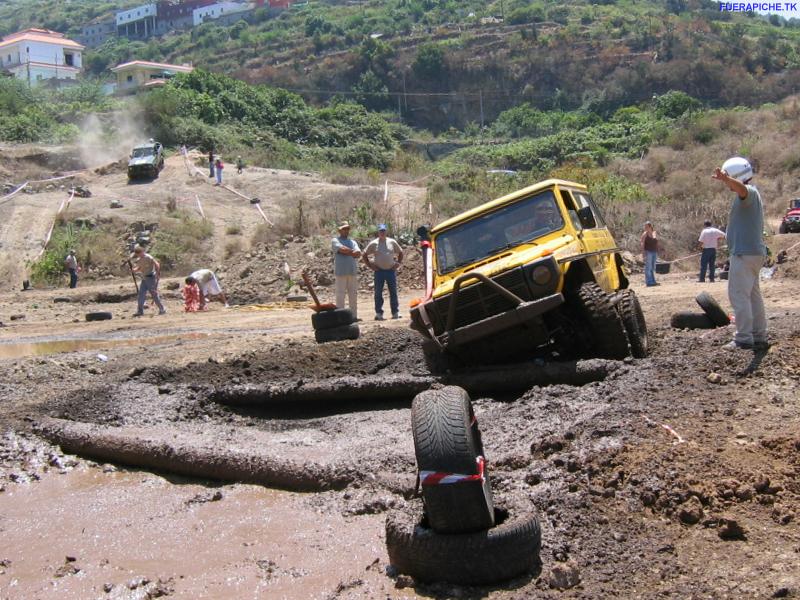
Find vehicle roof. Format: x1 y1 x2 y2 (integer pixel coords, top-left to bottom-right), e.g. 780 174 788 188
430 178 588 234
133 142 159 149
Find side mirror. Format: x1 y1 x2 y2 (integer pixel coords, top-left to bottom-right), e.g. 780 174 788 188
577 206 596 229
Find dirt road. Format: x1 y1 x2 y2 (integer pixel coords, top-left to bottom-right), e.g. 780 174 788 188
1 251 799 598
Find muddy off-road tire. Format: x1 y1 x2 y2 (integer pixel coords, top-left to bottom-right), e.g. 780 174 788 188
695 292 730 327
570 282 629 359
385 501 541 585
779 222 788 234
85 312 112 322
314 323 359 343
670 311 715 330
311 308 354 330
618 289 648 358
411 386 494 533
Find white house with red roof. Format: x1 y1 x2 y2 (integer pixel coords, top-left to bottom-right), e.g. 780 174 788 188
110 60 194 93
0 29 84 86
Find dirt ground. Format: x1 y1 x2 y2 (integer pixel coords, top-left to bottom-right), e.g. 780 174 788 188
2 145 800 598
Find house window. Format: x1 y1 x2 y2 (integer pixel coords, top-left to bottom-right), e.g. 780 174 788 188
36 74 42 80
127 75 133 82
64 53 74 66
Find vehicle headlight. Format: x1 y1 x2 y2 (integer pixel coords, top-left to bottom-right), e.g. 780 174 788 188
532 265 552 285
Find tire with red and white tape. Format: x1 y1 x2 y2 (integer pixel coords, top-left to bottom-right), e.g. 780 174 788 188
411 386 494 534
385 500 541 585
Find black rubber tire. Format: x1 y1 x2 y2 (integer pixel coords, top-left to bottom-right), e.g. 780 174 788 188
670 311 715 329
85 312 112 322
695 292 730 326
411 386 494 534
720 271 729 281
311 308 354 330
618 289 648 358
385 501 541 585
570 282 630 359
779 222 787 234
314 323 359 343
421 339 463 373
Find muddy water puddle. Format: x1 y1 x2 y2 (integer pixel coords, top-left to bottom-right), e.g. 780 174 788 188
0 467 414 599
0 332 213 359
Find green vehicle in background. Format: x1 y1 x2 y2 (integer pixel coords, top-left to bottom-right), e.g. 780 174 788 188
128 140 165 181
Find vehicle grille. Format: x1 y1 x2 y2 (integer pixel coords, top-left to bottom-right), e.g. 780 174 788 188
431 267 532 332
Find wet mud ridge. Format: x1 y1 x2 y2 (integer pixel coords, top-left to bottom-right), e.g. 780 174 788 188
11 321 800 596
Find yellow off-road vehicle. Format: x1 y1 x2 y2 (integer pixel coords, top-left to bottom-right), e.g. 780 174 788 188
411 179 647 369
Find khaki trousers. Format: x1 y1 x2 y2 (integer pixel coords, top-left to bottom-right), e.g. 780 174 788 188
335 275 358 319
728 254 767 345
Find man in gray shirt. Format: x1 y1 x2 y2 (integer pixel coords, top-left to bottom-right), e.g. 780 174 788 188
331 221 361 320
363 223 403 320
712 156 767 350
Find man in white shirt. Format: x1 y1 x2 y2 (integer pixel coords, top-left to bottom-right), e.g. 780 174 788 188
363 224 403 320
64 249 79 289
697 220 726 283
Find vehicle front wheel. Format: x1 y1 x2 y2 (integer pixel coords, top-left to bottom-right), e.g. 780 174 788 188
569 282 629 359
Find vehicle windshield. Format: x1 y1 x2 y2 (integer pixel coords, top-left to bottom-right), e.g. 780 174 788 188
132 147 154 158
434 190 564 274
791 199 800 209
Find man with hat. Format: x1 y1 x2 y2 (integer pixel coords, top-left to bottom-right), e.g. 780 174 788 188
712 156 768 350
331 221 362 320
363 223 404 320
64 249 79 288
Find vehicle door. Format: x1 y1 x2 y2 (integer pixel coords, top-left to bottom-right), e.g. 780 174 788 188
562 189 620 292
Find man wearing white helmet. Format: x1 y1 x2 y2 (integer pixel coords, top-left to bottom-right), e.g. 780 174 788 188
712 157 767 351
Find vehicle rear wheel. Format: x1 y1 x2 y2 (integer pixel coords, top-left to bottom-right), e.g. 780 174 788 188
618 289 648 358
779 222 787 234
385 501 541 585
569 282 629 359
695 292 730 327
411 386 494 534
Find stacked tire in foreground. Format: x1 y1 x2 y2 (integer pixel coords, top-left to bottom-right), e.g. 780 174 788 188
311 308 359 343
385 386 541 585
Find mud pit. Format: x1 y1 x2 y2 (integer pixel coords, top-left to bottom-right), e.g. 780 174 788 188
2 268 800 597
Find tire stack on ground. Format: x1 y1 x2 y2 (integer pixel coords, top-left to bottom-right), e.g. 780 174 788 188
311 308 359 343
385 386 541 585
670 292 731 330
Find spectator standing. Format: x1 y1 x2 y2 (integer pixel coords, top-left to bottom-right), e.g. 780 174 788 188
208 150 214 178
712 156 768 350
363 224 403 320
214 157 224 186
130 245 166 317
331 221 361 320
640 221 659 287
236 155 244 174
186 268 229 309
697 220 726 283
64 249 79 289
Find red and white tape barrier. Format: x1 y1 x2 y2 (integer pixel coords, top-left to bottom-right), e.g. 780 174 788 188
420 455 485 486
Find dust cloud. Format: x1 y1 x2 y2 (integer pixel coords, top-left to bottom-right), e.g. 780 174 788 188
77 110 146 168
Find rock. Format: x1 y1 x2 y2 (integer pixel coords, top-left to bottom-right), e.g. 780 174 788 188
103 583 114 593
549 560 581 590
678 496 704 525
718 517 747 541
109 200 123 209
735 485 755 501
165 281 180 290
706 372 722 384
53 297 71 303
239 266 252 279
9 314 25 321
286 294 308 302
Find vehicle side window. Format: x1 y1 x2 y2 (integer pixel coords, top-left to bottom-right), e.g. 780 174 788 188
561 190 583 231
572 192 606 228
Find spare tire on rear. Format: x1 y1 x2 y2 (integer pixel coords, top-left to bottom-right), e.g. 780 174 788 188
85 312 112 322
385 501 541 585
695 292 730 327
314 323 359 343
411 386 494 533
311 308 354 330
670 311 715 330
